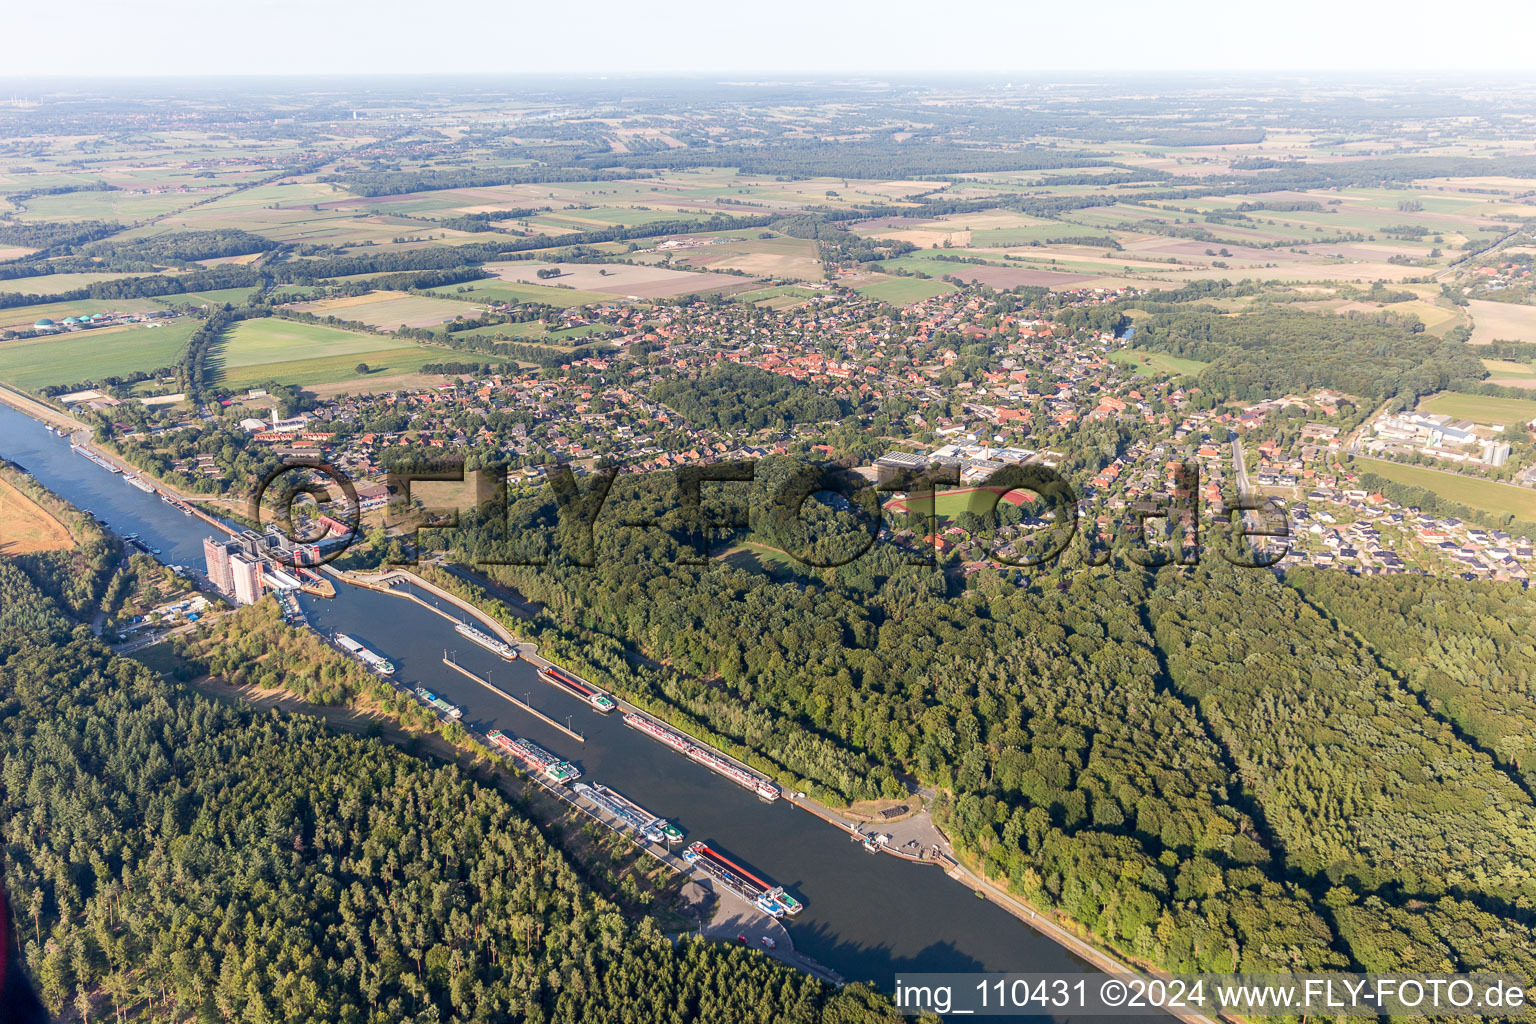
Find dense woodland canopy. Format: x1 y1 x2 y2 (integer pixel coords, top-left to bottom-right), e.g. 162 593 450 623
407 466 1536 993
652 364 852 433
0 545 915 1024
1131 308 1485 405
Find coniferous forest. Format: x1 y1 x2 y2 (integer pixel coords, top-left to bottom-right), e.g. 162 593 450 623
0 559 913 1023
408 469 1536 991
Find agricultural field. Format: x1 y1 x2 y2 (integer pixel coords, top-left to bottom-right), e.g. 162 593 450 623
208 318 444 390
1467 299 1536 345
0 476 73 557
660 234 822 280
870 252 1101 289
854 276 957 305
0 271 173 298
0 320 198 392
1418 391 1536 426
851 210 1064 249
283 290 483 329
168 287 264 308
1351 456 1536 520
483 261 756 299
427 280 619 308
1481 357 1536 383
14 187 230 223
447 321 607 345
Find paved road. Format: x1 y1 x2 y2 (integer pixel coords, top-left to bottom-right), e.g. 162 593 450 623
1230 436 1251 499
111 621 198 654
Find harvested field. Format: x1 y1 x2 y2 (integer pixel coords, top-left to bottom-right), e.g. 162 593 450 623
1468 299 1536 345
484 261 756 299
284 290 482 329
0 476 73 556
670 235 821 280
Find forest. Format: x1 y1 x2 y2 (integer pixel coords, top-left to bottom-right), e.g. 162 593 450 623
652 364 851 432
1130 308 1486 405
0 505 916 1024
400 464 1536 993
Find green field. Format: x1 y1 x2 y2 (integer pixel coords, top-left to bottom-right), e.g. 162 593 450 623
736 285 821 309
446 320 608 345
1419 392 1536 426
1481 358 1536 378
885 486 1040 522
166 287 262 308
209 318 443 389
18 188 222 222
0 321 198 391
717 541 802 580
855 276 957 305
1351 457 1536 520
429 281 618 308
0 272 174 298
1110 349 1212 377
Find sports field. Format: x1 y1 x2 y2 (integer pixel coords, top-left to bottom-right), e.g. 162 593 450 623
1109 349 1211 377
209 318 444 390
0 320 198 391
886 486 1037 519
0 476 73 556
737 285 822 309
1418 392 1536 425
1351 457 1536 520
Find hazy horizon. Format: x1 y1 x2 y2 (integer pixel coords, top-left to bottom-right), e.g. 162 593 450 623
7 0 1535 79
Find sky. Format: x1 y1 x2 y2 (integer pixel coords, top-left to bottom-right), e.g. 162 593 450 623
5 0 1536 78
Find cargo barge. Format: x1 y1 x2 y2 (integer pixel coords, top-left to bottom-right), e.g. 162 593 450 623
624 713 779 801
71 444 120 473
334 633 395 676
682 842 801 917
123 474 154 493
539 664 616 713
454 621 518 660
487 730 580 784
574 782 683 844
413 686 463 720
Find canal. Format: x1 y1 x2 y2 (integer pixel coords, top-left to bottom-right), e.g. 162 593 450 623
0 401 1116 1011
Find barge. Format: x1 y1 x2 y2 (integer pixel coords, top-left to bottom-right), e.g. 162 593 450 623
454 620 518 661
682 841 801 917
334 633 395 676
413 686 463 720
574 782 683 844
624 713 779 801
539 664 616 713
487 730 580 784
